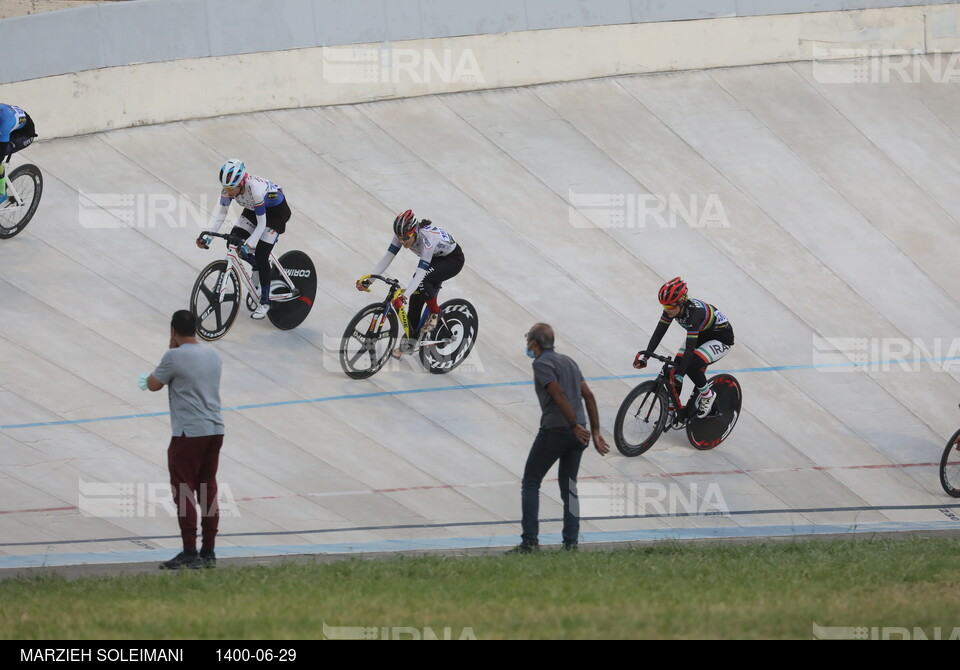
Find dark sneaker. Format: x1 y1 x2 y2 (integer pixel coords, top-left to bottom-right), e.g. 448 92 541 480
199 550 217 569
562 541 578 551
505 542 540 555
160 550 201 570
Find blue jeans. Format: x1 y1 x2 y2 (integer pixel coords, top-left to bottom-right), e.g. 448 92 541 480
521 427 587 545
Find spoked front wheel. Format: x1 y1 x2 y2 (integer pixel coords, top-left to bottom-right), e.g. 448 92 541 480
614 381 669 457
939 428 960 498
190 260 242 341
339 304 398 379
0 164 43 239
419 298 479 374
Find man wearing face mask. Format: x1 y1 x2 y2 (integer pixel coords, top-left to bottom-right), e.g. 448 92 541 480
509 323 609 554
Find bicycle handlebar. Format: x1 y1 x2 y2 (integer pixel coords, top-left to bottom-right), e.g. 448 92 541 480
201 231 248 246
640 351 676 366
363 274 402 289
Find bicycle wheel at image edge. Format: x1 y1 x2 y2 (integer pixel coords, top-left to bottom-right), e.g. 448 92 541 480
267 250 317 330
686 374 742 450
0 164 43 239
939 428 960 498
613 380 668 457
190 260 241 341
419 298 479 374
339 304 398 380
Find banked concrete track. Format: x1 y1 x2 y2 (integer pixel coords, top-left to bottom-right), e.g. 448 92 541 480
3 58 960 571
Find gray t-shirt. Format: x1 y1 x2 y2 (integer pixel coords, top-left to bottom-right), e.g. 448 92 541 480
152 343 224 437
532 349 586 429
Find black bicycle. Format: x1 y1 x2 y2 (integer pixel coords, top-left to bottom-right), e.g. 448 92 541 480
0 163 42 239
613 351 742 456
939 406 960 497
339 275 479 379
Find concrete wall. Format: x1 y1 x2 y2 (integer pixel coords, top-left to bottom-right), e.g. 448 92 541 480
3 2 960 138
2 0 958 84
0 0 949 83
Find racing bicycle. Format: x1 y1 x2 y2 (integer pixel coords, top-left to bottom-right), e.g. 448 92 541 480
0 163 43 239
613 351 742 456
939 405 960 497
189 231 317 340
339 274 479 379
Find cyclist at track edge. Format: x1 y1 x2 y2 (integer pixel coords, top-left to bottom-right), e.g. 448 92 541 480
196 159 291 320
356 209 464 357
0 103 38 205
633 277 735 419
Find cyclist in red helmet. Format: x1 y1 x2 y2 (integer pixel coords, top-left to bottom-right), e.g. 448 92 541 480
633 277 734 419
356 209 464 355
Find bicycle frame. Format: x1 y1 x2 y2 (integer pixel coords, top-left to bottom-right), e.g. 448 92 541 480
203 231 298 304
358 274 452 349
2 167 28 210
644 351 697 421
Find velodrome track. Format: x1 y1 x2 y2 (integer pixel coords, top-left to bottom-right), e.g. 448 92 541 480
3 58 960 574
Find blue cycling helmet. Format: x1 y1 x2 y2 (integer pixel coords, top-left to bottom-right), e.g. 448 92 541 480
219 159 246 188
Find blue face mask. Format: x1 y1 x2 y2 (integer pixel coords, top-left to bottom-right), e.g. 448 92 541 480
526 347 536 359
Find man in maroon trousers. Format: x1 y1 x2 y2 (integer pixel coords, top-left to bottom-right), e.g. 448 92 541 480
141 310 224 569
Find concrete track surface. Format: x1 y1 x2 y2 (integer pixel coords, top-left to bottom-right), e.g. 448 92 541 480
3 57 960 574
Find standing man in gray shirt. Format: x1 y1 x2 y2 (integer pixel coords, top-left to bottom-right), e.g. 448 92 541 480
140 310 225 570
509 323 609 553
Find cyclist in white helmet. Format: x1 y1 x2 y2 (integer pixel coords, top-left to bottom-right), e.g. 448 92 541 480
356 209 464 356
197 159 291 320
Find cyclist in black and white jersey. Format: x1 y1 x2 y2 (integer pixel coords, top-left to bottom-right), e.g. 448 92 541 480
633 277 735 418
356 209 464 353
197 159 291 320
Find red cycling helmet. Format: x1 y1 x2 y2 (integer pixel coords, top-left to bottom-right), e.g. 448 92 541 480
658 277 688 306
393 209 418 239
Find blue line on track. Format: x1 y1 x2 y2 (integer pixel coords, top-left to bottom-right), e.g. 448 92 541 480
4 356 959 430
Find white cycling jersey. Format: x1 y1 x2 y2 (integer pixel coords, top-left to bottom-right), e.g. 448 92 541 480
372 223 458 296
208 174 284 246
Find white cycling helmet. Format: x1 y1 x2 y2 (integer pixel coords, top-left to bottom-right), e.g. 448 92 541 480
219 159 246 188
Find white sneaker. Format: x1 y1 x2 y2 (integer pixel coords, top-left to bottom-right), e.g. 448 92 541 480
251 303 270 320
422 313 439 333
664 405 677 431
696 389 716 419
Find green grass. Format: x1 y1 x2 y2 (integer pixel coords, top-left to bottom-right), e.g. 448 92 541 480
4 538 960 639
